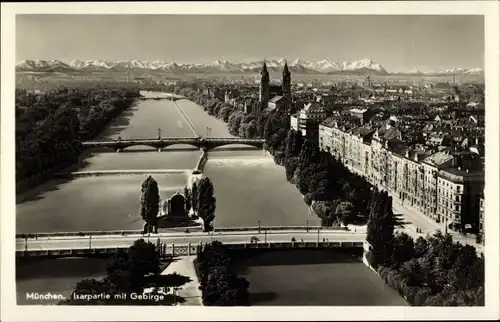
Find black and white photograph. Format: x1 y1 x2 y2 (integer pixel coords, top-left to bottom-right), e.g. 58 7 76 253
1 1 499 321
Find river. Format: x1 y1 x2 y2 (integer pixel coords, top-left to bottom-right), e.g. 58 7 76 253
16 91 406 306
16 91 319 303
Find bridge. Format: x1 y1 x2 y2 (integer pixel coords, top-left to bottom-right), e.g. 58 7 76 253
138 94 185 102
16 229 366 259
82 137 266 152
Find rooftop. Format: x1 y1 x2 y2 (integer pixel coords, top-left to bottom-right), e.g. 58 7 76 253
351 125 375 137
438 168 484 183
320 116 338 128
422 151 453 167
303 102 324 113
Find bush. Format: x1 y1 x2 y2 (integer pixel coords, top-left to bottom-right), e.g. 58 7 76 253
303 193 313 206
413 287 431 306
405 286 420 304
366 251 376 268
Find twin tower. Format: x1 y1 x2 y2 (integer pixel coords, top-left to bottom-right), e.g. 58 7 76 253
258 61 292 113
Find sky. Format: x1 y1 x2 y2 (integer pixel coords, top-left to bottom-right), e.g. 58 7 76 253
16 15 484 73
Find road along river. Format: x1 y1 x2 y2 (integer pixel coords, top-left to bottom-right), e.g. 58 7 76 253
16 91 407 306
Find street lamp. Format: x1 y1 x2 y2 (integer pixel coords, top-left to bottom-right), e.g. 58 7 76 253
258 220 261 234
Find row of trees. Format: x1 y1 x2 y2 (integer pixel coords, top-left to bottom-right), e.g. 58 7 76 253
62 239 189 305
16 87 140 182
366 190 484 306
176 88 266 140
195 241 250 306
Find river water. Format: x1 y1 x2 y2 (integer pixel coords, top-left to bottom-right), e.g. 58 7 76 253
16 91 402 306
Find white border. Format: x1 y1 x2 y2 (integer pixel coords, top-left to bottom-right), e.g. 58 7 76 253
1 2 499 321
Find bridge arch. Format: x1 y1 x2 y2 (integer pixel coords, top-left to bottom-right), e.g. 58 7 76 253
120 144 161 152
120 141 201 151
202 141 265 151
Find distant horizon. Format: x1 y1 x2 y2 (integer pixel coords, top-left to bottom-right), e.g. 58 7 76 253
16 15 484 72
15 57 484 74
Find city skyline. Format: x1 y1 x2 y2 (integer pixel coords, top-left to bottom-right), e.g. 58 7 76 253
16 15 484 73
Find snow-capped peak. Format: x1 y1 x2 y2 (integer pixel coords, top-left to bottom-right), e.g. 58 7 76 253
16 58 483 77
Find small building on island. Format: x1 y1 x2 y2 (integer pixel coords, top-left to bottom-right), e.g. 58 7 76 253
161 191 189 218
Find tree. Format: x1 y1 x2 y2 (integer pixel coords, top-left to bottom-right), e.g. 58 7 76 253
391 232 416 269
183 185 192 213
128 238 160 278
105 249 137 293
195 177 217 232
312 201 334 226
63 238 189 306
284 157 299 182
218 105 233 122
140 176 160 233
197 242 250 306
191 182 198 213
366 191 395 268
228 111 244 136
336 201 355 226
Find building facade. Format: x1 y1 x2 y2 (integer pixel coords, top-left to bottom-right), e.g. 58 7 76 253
437 168 484 232
317 117 484 234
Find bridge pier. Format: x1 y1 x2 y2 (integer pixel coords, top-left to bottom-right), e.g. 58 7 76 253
158 148 162 152
116 149 121 153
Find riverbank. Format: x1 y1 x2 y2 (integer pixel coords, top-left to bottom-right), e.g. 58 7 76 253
16 89 140 194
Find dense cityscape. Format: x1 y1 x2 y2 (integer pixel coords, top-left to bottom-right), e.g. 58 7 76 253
12 13 489 311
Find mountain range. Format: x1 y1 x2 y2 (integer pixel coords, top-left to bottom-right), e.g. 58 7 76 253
15 59 484 77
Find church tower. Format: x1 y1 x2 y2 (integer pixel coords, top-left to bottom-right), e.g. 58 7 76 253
282 61 292 113
259 61 270 111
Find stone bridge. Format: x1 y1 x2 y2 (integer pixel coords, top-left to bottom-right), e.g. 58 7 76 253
138 94 185 102
82 137 265 152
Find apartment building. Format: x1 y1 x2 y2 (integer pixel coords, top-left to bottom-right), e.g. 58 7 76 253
420 151 454 220
348 125 375 176
290 102 328 138
318 116 485 234
437 167 484 232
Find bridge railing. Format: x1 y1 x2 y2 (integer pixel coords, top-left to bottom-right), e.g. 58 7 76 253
17 240 365 258
213 226 347 232
82 137 265 144
16 226 350 239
